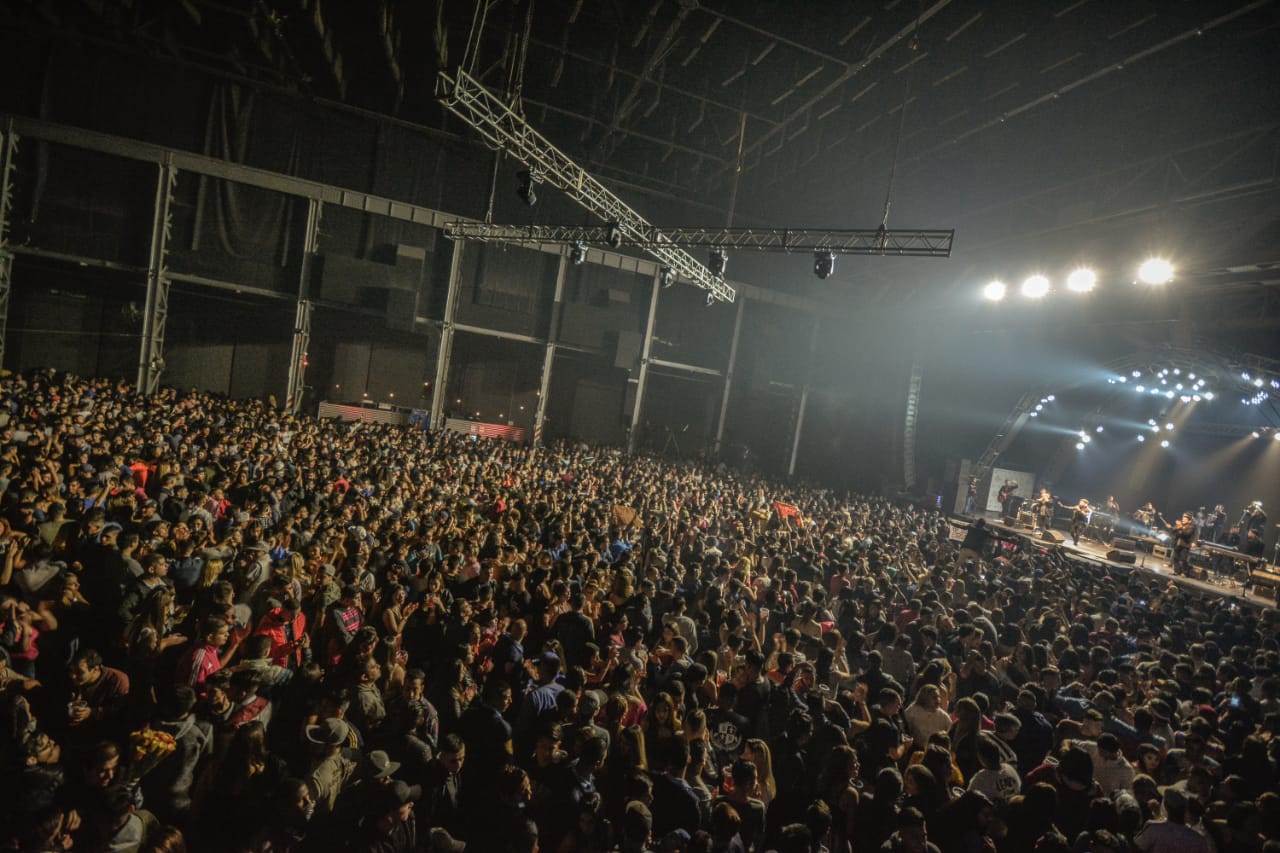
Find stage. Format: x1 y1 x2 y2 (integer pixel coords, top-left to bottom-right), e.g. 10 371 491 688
957 512 1280 610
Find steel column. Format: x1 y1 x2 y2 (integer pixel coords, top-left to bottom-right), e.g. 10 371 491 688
714 296 745 453
429 238 465 430
0 119 16 369
628 270 662 453
533 253 568 447
136 155 176 395
787 319 821 477
286 199 322 413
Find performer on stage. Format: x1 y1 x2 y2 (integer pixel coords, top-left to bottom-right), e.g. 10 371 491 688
998 480 1020 518
964 477 978 515
1102 495 1121 539
1033 488 1054 531
1172 512 1197 575
1069 498 1091 547
1245 501 1267 538
1206 504 1226 543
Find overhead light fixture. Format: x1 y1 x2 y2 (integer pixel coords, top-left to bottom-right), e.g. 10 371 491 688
1137 257 1174 285
706 291 715 307
1076 442 1085 450
813 250 836 279
1021 274 1050 299
1137 435 1146 442
983 280 1007 302
1253 431 1262 438
1160 439 1170 448
708 248 728 277
660 266 676 288
1066 268 1096 293
1095 426 1104 433
516 169 537 206
606 222 624 249
570 241 587 266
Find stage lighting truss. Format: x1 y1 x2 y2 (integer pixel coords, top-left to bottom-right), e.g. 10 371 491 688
436 68 736 303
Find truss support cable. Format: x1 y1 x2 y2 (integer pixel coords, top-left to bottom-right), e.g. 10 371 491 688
788 319 821 477
430 238 465 431
533 252 568 447
0 120 17 369
286 199 321 414
714 296 746 455
136 155 176 395
903 362 923 488
628 270 662 453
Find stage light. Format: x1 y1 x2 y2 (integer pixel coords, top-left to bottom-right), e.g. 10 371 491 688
1241 372 1251 380
1192 395 1201 402
1082 435 1092 443
983 280 1007 301
706 291 715 307
1204 392 1214 400
1165 391 1174 398
1076 442 1085 450
1172 368 1180 375
1117 376 1127 383
1165 423 1174 430
1160 439 1170 448
1138 258 1174 284
1046 395 1055 401
1148 419 1157 425
1135 385 1145 392
813 251 836 279
1180 396 1190 402
570 241 587 265
1132 370 1141 377
709 248 728 277
606 222 624 249
1150 424 1160 432
1253 431 1261 438
1254 378 1264 387
1175 383 1183 390
1067 268 1096 293
1029 412 1038 417
1137 435 1145 442
1096 425 1104 433
660 266 676 288
1274 432 1280 441
1021 274 1050 298
516 169 537 206
1035 404 1043 411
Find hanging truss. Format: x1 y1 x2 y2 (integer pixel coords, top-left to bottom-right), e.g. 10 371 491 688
902 362 924 489
437 67 736 302
443 222 955 257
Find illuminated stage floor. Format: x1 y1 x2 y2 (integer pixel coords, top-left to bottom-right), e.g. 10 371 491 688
965 512 1278 610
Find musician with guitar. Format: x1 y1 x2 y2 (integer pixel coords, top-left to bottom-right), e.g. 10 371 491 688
998 480 1020 518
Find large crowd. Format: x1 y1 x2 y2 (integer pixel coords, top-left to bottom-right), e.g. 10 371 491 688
1 367 1279 853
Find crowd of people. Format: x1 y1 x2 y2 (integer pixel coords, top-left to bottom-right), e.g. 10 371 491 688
1 367 1279 853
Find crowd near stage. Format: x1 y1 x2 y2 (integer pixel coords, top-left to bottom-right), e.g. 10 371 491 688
951 510 1280 611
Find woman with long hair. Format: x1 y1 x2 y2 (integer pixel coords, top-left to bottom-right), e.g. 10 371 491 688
642 691 682 743
741 738 776 808
950 698 984 781
814 744 861 853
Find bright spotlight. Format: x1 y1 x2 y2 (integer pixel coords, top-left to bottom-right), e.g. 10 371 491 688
1138 258 1174 285
1135 385 1145 392
1021 274 1050 298
1082 435 1092 443
1076 442 1085 450
1242 372 1251 380
983 280 1007 301
1029 412 1038 418
1035 404 1043 411
1253 431 1262 438
1150 425 1160 432
1046 395 1055 401
1274 432 1280 441
1164 423 1174 430
1117 376 1127 383
1066 268 1096 293
1132 370 1141 378
1204 392 1214 400
1180 396 1190 402
1254 378 1264 387
1160 439 1170 448
1192 395 1201 402
1137 435 1146 442
1095 425 1104 433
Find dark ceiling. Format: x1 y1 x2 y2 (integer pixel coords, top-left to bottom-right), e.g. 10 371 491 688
4 0 1280 310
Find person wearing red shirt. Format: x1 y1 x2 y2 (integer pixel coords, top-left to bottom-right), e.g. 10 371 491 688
175 617 246 694
254 599 308 667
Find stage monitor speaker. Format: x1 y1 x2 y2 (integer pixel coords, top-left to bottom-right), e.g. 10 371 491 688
1106 549 1137 564
1111 537 1137 552
1041 530 1065 545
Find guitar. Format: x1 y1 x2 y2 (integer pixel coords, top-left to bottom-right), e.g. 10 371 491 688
997 484 1018 504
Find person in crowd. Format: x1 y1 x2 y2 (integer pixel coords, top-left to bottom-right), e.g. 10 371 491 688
0 368 1278 853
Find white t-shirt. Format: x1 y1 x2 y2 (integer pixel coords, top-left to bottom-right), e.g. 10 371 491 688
904 703 953 745
968 763 1021 803
1071 739 1136 795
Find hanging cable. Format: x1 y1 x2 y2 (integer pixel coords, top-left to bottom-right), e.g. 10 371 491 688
508 0 536 116
878 0 926 234
460 0 491 79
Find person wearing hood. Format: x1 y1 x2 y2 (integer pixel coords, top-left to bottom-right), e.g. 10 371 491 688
140 685 213 823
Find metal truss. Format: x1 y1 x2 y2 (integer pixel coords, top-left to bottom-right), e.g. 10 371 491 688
136 156 176 395
0 120 16 368
286 199 322 414
443 221 954 257
902 362 923 489
436 68 736 303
